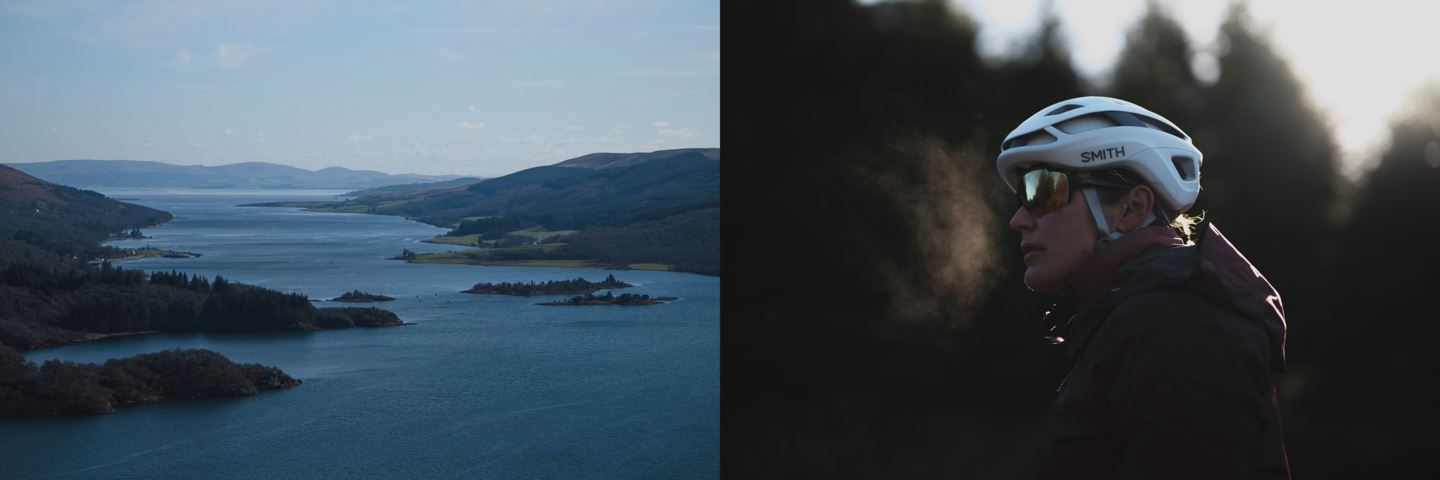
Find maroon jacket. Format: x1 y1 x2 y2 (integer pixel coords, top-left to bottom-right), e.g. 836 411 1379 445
1036 224 1290 479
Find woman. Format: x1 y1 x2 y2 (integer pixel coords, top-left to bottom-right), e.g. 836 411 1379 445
996 96 1289 479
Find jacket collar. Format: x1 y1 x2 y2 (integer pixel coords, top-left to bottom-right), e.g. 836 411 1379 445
1064 225 1185 303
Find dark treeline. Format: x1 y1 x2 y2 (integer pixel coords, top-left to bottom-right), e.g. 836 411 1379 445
726 1 1435 478
331 290 395 302
463 274 631 296
0 345 299 417
537 291 677 307
315 307 403 328
0 262 400 350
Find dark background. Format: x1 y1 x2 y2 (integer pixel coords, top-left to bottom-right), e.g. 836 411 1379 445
722 0 1440 478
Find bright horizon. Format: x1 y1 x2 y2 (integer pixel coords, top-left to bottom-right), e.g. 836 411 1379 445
950 0 1440 180
0 1 719 178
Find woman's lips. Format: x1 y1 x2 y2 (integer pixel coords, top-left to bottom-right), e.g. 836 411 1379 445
1022 243 1044 264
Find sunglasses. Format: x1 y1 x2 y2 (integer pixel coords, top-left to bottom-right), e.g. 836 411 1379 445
1017 168 1134 216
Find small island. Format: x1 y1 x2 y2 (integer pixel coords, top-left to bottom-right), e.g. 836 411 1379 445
538 291 678 306
0 346 299 417
463 275 632 296
329 290 396 302
315 307 407 328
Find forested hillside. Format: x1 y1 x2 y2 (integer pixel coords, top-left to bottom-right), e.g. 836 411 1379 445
252 148 720 275
0 164 172 262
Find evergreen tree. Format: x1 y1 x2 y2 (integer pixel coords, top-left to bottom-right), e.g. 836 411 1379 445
1108 0 1203 130
1295 85 1440 479
990 2 1087 139
1197 3 1338 350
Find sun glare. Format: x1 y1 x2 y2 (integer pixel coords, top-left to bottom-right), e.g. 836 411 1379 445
952 0 1440 179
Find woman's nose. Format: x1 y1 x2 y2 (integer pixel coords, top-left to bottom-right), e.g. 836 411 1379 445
1009 206 1034 232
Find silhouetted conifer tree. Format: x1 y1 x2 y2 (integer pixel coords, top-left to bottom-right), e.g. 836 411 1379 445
1196 5 1339 383
1108 0 1203 130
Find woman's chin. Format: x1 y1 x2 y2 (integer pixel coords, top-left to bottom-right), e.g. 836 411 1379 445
1023 269 1063 295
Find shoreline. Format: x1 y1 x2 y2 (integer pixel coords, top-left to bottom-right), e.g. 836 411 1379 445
243 203 705 276
400 254 677 272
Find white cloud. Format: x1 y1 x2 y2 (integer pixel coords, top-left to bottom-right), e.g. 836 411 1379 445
216 43 257 69
175 48 192 66
349 133 372 142
224 128 234 135
470 79 563 88
659 126 699 139
619 69 716 78
651 121 671 127
599 124 627 142
457 121 487 129
468 105 476 113
499 134 546 145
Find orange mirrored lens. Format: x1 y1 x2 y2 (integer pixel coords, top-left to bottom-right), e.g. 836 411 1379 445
1023 169 1070 215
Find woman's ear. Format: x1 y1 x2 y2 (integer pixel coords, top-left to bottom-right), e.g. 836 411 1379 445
1117 185 1155 232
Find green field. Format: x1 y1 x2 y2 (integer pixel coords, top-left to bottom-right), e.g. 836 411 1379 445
422 234 486 246
508 228 578 239
625 263 673 271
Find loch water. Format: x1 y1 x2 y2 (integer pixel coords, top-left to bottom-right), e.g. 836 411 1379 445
2 189 719 479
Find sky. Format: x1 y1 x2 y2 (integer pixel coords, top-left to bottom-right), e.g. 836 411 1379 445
0 0 719 177
951 0 1440 179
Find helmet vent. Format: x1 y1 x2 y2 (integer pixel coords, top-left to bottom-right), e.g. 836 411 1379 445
1054 114 1118 134
1053 112 1190 141
1002 130 1056 150
1137 116 1189 141
1171 156 1198 181
1045 104 1082 116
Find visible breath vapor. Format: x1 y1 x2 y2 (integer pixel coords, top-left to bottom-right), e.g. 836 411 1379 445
865 137 1001 336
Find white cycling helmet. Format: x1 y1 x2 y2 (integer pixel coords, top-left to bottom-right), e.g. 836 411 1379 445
996 96 1202 238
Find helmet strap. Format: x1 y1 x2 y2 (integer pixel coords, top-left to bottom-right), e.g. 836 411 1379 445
1084 187 1157 249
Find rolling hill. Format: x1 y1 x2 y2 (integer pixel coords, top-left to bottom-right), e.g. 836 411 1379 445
0 164 172 263
252 148 721 275
9 160 461 190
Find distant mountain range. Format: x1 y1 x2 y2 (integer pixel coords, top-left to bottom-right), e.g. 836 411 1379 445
7 160 462 190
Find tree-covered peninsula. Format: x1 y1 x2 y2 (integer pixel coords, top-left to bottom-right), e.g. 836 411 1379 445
0 345 299 417
0 264 405 350
462 274 632 296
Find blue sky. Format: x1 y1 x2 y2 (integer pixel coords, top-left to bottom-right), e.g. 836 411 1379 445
0 0 719 177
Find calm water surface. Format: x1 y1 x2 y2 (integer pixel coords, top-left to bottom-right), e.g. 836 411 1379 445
1 189 719 479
